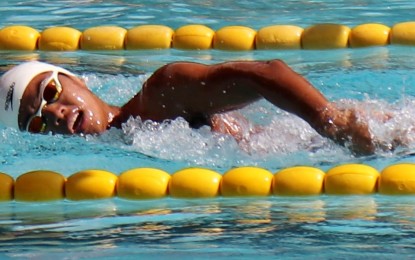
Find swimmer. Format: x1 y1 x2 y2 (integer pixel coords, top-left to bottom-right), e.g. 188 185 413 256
0 60 374 155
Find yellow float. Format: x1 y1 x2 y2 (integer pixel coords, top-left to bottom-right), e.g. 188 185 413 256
256 25 303 49
273 166 325 196
65 169 118 200
39 26 81 51
169 168 222 198
0 25 39 50
378 163 415 195
302 23 350 49
221 167 273 196
80 26 127 50
213 26 256 51
349 23 390 48
173 24 214 50
125 25 173 49
324 164 379 195
14 170 66 201
117 168 170 199
390 21 415 45
0 172 14 201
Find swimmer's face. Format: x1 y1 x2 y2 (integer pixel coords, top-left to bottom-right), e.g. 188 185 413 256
18 71 111 135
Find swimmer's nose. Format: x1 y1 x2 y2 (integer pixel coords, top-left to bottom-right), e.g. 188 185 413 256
42 103 70 130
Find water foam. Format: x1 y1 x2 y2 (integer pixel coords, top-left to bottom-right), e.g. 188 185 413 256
361 99 415 153
114 109 348 168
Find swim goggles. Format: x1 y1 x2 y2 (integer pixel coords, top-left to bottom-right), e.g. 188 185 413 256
25 71 63 133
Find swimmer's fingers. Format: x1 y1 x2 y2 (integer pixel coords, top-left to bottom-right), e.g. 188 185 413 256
353 107 393 122
210 112 258 142
210 113 245 141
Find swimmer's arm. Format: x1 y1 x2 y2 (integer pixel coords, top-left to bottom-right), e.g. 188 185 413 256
120 59 329 124
117 60 375 155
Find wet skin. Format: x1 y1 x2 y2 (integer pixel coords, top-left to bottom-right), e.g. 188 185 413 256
18 59 375 155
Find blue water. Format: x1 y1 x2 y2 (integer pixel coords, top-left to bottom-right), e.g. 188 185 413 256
1 0 415 259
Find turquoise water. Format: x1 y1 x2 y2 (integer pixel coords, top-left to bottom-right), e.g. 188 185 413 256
1 0 415 259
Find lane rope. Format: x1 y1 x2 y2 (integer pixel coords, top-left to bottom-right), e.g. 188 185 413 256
2 163 415 202
0 22 414 51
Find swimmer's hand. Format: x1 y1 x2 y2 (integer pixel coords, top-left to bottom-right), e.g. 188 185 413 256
210 112 261 142
316 105 375 155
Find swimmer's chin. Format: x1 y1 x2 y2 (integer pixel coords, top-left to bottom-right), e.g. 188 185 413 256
43 124 109 136
74 127 108 136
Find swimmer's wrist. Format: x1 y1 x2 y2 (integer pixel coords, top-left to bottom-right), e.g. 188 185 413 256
312 104 338 135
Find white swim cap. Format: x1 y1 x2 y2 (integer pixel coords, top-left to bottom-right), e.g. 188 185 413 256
0 61 74 129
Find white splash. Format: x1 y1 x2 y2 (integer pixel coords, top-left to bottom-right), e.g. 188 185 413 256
115 108 347 167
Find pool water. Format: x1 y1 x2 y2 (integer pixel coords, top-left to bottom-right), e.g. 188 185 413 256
1 0 415 258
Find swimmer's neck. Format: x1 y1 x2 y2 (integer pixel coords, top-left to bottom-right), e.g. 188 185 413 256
109 90 163 129
108 94 149 129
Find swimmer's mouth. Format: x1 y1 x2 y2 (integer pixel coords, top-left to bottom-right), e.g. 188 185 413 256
73 111 84 133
